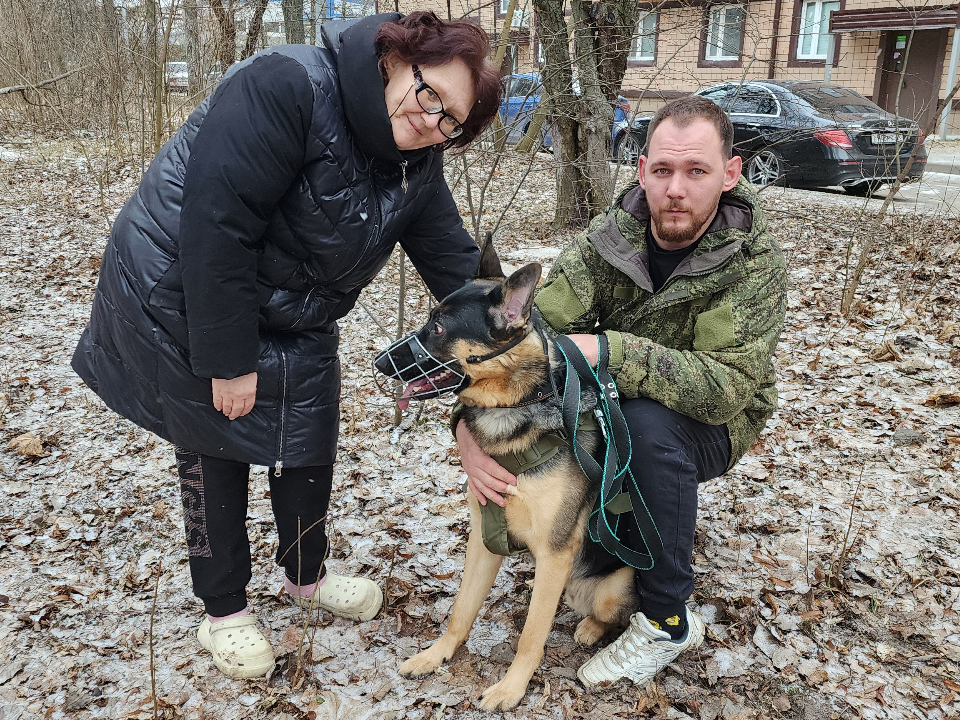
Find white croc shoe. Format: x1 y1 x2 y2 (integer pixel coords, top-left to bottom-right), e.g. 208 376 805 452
577 607 705 687
197 615 275 679
290 571 383 621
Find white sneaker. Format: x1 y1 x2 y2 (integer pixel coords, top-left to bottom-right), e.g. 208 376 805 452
577 608 705 687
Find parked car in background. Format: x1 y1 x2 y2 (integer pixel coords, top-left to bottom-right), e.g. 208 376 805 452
613 80 926 195
499 75 633 154
499 73 550 147
164 62 189 92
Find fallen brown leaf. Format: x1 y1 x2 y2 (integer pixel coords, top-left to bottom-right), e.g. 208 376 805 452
870 340 903 362
8 432 46 457
924 389 960 407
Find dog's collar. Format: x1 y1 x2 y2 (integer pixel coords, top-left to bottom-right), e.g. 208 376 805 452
465 329 530 364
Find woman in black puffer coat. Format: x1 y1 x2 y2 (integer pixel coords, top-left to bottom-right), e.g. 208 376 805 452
71 11 501 678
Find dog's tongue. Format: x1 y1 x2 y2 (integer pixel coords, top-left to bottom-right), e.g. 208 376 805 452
397 378 430 410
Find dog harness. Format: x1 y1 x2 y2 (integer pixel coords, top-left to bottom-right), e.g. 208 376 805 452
477 411 598 557
473 335 663 568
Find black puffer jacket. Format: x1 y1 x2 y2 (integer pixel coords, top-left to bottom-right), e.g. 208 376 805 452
72 14 478 468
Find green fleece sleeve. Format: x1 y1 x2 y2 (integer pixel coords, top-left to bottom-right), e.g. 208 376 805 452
610 265 787 424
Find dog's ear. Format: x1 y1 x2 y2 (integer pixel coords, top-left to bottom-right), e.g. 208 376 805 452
491 263 542 333
477 231 505 279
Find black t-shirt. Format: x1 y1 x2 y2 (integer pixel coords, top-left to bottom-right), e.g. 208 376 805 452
646 221 702 292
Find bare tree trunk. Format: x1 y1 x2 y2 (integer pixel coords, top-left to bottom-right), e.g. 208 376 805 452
211 0 237 71
532 0 639 226
283 0 306 44
145 0 162 154
183 0 201 94
244 0 269 58
100 0 121 131
570 0 614 219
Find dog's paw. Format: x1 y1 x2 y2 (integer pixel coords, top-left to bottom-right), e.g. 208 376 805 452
399 649 445 678
476 680 526 712
573 616 608 646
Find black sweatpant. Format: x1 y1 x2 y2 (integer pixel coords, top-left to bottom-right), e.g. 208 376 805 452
620 398 730 621
175 449 333 617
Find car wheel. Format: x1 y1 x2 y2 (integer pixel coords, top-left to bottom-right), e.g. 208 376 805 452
614 132 643 166
746 149 785 187
845 181 883 197
521 122 549 151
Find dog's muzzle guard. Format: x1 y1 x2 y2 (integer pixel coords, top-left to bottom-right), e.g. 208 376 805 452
374 333 469 401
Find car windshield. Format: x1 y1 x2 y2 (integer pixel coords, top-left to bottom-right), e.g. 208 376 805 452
506 76 540 99
791 86 884 117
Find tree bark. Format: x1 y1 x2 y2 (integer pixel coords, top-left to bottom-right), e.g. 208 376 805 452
184 0 201 94
99 0 122 130
282 0 306 44
145 0 162 153
531 0 640 226
211 0 237 71
244 0 269 58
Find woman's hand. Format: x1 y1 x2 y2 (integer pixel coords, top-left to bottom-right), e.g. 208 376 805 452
456 419 517 507
212 372 258 420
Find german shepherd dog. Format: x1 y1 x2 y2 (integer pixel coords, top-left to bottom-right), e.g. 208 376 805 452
374 240 639 711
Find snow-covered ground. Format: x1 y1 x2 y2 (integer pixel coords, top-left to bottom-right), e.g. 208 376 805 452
0 141 958 720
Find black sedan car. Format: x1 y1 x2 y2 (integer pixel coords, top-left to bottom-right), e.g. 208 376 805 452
613 80 926 195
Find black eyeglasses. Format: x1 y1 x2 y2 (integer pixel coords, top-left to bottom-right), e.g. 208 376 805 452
411 65 464 140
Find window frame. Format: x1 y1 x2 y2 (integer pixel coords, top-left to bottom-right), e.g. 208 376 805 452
789 0 844 68
628 11 658 66
699 5 746 68
796 0 840 60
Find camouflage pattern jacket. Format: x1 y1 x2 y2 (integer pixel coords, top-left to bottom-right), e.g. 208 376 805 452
534 178 787 469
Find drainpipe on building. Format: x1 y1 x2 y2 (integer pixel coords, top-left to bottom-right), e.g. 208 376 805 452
824 33 835 82
768 0 783 79
940 19 960 139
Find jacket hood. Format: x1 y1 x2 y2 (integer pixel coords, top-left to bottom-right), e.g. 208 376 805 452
617 177 765 251
322 13 432 167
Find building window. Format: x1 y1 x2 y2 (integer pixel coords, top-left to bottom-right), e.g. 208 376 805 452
797 0 839 59
629 12 657 62
705 5 744 61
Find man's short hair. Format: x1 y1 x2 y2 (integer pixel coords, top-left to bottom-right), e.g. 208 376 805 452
645 95 734 161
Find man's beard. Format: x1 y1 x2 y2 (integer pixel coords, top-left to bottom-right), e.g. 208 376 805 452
651 201 718 246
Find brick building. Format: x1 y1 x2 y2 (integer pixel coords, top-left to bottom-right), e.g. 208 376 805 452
385 1 960 136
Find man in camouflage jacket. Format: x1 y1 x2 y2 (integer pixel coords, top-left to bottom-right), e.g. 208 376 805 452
536 176 783 473
457 96 786 687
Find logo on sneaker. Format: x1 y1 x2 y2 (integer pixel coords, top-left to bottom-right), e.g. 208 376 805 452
665 615 680 626
648 619 662 630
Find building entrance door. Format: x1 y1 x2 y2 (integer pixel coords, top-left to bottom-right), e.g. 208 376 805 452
876 29 948 129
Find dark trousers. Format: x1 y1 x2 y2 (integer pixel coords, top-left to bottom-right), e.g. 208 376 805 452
620 398 730 620
175 449 333 617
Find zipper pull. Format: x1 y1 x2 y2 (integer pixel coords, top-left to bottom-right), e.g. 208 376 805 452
400 160 408 193
274 460 283 477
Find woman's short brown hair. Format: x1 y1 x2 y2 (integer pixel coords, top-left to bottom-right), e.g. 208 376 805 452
375 11 502 149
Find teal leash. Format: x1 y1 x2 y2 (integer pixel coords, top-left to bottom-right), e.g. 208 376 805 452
553 335 663 570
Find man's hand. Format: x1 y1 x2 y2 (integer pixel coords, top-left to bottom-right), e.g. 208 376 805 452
212 372 257 420
456 419 517 507
566 334 600 367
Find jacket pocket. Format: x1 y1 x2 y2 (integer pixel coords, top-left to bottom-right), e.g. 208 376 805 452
148 260 189 349
693 303 736 352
